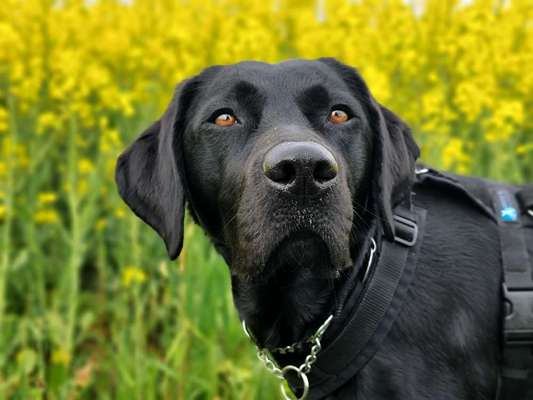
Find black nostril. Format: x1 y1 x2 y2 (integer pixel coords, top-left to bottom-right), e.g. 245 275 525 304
263 141 338 193
264 159 297 185
314 159 338 183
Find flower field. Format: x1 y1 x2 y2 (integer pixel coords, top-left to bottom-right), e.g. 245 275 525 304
0 0 531 398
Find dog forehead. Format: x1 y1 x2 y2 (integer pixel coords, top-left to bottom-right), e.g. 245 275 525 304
195 59 349 97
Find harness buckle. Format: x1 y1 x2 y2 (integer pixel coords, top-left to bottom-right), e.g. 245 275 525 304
503 283 533 346
393 215 418 247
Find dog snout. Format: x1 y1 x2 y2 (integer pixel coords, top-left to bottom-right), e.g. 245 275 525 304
263 141 338 195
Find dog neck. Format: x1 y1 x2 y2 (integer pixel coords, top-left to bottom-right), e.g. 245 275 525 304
231 262 337 350
230 222 376 353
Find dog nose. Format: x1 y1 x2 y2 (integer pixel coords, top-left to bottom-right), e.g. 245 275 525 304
263 141 338 195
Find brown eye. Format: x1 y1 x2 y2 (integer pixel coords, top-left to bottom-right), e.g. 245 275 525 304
329 109 349 124
215 113 237 126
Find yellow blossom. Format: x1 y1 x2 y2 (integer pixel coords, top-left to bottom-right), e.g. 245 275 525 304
114 207 126 219
78 158 95 174
0 107 8 133
100 129 121 154
516 144 533 156
34 209 60 224
51 348 71 367
36 112 61 135
442 138 471 171
121 266 147 288
38 192 58 205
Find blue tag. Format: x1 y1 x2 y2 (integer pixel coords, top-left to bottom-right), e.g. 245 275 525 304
501 207 518 222
497 190 519 223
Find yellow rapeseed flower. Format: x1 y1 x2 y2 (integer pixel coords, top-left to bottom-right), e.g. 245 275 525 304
100 129 121 154
34 209 60 224
442 138 471 171
114 207 126 219
121 266 147 288
516 144 533 156
78 158 95 174
36 112 61 135
51 348 71 367
0 107 8 133
37 191 58 205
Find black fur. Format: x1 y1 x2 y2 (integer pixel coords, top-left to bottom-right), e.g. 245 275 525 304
116 59 506 399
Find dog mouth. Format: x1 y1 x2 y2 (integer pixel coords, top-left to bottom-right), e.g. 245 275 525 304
236 227 352 282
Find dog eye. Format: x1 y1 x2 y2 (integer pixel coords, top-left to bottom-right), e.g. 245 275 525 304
214 112 237 127
328 109 350 124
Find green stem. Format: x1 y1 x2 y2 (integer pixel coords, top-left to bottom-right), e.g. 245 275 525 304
65 115 83 359
129 216 144 400
0 93 16 368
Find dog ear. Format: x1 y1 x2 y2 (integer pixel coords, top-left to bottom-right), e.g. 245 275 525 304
318 58 420 239
369 101 420 238
115 80 195 259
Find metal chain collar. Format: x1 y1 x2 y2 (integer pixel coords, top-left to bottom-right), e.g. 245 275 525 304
243 314 333 400
241 238 377 400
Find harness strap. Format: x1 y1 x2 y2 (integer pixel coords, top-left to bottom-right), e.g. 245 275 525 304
489 185 533 396
415 167 497 222
291 206 426 399
491 186 533 289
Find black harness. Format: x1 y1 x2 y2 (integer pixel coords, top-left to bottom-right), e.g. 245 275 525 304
280 168 533 399
492 185 533 399
415 169 533 399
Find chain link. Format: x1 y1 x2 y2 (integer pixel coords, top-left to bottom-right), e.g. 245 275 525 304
275 344 298 355
257 349 283 379
300 338 321 374
247 315 333 400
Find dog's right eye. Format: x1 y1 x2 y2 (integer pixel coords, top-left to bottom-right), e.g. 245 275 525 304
328 108 350 124
211 110 238 127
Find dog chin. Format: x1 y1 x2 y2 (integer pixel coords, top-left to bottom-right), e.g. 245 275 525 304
236 230 352 282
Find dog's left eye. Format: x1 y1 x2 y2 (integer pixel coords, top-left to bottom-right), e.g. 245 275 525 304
211 110 238 127
328 109 350 124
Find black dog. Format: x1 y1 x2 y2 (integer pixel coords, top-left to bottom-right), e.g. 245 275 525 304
116 58 531 399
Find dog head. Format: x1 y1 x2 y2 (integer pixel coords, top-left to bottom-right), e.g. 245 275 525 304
116 58 419 281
